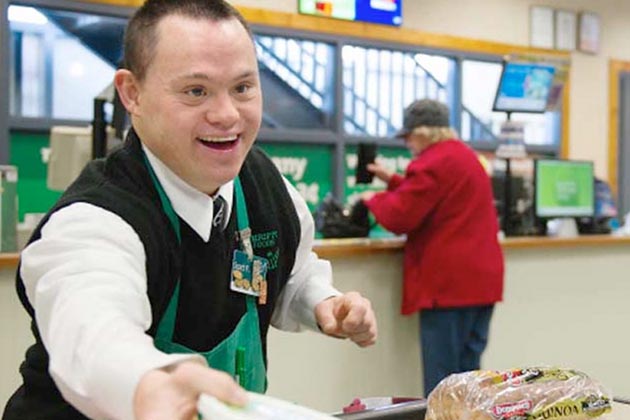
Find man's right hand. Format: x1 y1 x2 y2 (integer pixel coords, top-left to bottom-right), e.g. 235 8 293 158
367 163 392 183
134 361 248 420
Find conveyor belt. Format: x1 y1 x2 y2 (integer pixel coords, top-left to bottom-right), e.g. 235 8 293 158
334 400 426 420
334 397 630 420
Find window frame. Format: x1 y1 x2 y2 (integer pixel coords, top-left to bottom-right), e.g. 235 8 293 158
1 0 133 137
0 1 570 201
252 26 567 198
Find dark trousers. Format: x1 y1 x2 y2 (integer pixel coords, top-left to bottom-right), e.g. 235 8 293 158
419 305 494 396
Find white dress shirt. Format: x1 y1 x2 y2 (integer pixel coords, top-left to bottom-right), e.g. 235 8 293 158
19 145 339 420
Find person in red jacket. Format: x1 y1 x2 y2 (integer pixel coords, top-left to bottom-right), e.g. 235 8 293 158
361 99 504 396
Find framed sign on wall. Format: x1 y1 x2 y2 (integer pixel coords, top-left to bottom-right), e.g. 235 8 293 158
578 11 600 54
554 9 577 51
529 6 554 49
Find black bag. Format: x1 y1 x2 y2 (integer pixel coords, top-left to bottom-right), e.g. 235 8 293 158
314 194 371 238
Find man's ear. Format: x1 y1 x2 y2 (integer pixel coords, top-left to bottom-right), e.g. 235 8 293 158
114 69 140 116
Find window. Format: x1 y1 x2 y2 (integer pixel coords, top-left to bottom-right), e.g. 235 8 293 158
255 35 336 130
8 4 125 121
7 5 563 152
342 45 453 137
11 30 46 117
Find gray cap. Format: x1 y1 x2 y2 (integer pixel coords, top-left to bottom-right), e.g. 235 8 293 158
395 99 450 138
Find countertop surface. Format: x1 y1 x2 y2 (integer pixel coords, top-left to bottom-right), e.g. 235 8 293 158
2 234 629 268
312 234 630 258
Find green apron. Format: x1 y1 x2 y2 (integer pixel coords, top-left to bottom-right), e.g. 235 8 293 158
144 155 267 393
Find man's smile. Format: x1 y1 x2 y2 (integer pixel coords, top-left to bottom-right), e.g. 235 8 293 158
197 135 239 150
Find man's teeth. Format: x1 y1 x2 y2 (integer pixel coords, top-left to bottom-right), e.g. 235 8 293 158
199 136 238 143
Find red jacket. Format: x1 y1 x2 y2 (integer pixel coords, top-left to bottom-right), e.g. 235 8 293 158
365 140 504 314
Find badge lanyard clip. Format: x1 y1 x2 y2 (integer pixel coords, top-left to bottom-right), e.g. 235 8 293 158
239 227 254 261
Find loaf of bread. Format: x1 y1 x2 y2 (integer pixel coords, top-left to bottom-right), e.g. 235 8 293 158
425 367 612 420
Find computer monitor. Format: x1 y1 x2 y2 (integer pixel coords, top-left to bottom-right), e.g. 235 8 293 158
534 159 595 219
492 61 556 114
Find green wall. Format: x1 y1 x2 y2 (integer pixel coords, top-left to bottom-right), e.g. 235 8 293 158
8 132 411 240
258 142 333 214
10 132 62 222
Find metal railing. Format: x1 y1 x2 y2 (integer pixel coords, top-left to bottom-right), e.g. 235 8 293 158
256 36 498 141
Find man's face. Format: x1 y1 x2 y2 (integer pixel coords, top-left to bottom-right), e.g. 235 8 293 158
127 15 262 195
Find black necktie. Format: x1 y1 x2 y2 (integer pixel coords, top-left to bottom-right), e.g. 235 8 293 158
212 195 227 232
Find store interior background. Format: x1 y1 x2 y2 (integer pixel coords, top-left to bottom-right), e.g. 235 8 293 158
2 0 630 414
235 0 629 184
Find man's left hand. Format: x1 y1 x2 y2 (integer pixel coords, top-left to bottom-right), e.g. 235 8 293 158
315 292 377 347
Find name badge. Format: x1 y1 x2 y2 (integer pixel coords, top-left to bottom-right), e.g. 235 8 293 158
230 250 268 303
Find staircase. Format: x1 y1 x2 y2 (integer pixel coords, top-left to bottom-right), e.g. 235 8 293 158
256 35 498 141
39 11 497 141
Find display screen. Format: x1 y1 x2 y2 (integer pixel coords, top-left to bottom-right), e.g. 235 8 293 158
534 159 595 218
493 61 556 113
298 0 402 26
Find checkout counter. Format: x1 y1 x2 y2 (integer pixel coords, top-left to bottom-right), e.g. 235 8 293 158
266 234 630 413
333 398 630 419
2 234 630 414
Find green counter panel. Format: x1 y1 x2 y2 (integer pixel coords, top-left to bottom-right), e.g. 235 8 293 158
10 132 62 222
258 142 333 214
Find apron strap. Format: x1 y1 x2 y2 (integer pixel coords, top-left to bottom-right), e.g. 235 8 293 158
234 177 249 232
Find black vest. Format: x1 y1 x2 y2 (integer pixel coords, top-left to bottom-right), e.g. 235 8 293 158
3 131 300 420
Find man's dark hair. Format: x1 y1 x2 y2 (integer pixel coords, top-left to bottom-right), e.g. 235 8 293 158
122 0 253 81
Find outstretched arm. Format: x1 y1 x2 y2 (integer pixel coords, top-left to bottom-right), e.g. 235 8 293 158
271 178 378 347
21 203 247 420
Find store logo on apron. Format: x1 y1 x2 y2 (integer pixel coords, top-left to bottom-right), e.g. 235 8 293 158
251 230 279 269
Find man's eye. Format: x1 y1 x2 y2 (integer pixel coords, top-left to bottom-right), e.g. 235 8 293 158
186 87 206 97
234 84 251 94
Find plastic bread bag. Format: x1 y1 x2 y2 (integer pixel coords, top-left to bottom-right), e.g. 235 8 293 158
425 367 612 420
197 392 337 420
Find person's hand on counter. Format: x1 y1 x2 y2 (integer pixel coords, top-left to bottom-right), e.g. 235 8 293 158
134 361 248 420
314 292 377 347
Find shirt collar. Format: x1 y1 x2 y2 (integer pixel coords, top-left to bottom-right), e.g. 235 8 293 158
142 144 233 242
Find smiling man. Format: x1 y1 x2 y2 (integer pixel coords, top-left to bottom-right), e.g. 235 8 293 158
3 2 377 420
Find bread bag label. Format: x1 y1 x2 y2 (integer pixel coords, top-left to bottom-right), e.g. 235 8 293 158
491 399 533 418
528 395 611 419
